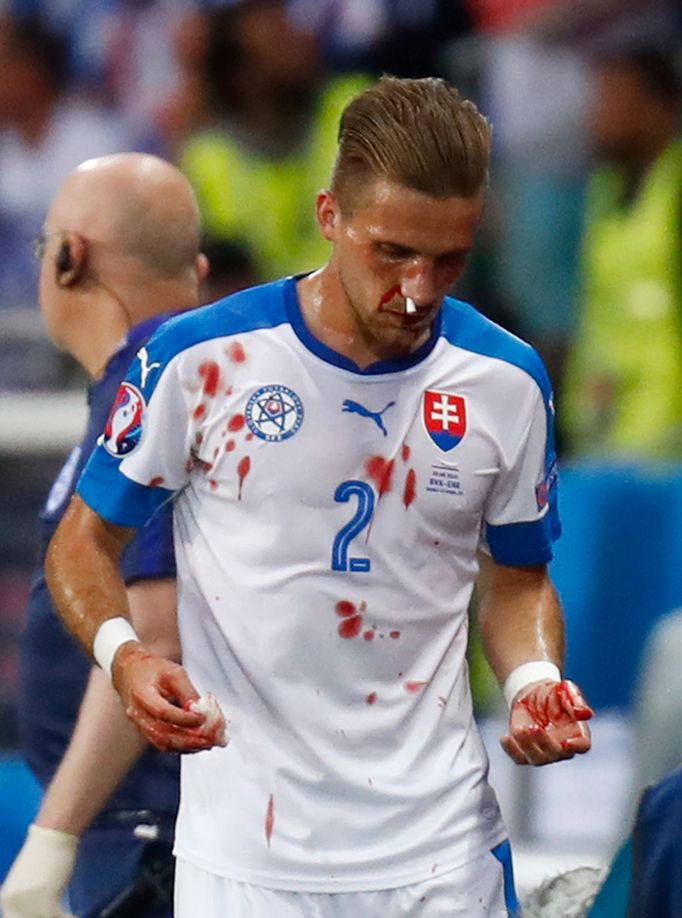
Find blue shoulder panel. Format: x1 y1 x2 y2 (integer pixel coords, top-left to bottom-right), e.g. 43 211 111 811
441 297 561 558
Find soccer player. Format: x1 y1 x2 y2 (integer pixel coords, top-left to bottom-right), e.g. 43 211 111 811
46 77 593 917
1 154 208 917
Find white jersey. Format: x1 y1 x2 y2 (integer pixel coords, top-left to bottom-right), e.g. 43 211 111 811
79 277 559 893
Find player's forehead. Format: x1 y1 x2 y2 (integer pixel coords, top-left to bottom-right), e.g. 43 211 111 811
351 178 485 254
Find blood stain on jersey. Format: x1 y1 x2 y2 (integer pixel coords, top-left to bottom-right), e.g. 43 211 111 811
210 479 218 491
227 341 246 363
265 794 274 847
403 469 417 509
402 443 411 462
148 476 165 487
237 456 251 499
198 360 221 398
389 630 401 640
363 629 375 641
366 456 394 496
335 600 357 618
404 680 429 693
225 439 236 452
338 615 363 639
366 692 378 705
227 413 245 432
193 403 206 421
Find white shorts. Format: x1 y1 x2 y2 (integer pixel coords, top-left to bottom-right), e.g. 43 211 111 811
175 842 519 917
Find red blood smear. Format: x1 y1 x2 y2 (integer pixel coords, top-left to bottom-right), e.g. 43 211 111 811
225 385 234 396
403 468 417 509
213 447 219 459
366 456 394 496
404 680 428 693
148 476 165 487
338 615 363 639
198 361 221 398
228 342 246 363
210 480 218 491
335 600 357 618
389 630 401 640
237 456 251 499
265 794 274 847
366 692 378 705
225 439 236 452
246 433 254 441
228 413 245 432
195 432 204 445
363 630 375 641
402 443 411 462
193 404 206 420
378 284 401 311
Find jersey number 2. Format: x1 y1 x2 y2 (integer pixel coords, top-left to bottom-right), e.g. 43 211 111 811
332 480 374 572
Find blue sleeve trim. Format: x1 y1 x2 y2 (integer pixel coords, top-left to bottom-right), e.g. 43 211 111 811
486 518 554 566
77 460 173 528
442 298 561 543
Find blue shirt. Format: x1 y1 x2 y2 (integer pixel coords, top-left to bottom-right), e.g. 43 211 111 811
18 314 179 818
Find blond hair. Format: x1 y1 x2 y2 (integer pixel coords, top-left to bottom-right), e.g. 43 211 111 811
331 75 492 212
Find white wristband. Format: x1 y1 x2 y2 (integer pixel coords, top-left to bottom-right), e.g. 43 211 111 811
92 617 139 678
503 661 561 708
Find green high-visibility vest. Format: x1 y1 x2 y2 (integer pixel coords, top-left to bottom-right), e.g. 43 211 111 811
180 75 371 282
562 139 682 459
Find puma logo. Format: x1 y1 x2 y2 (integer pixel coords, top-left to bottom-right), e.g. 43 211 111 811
342 399 396 437
137 346 161 388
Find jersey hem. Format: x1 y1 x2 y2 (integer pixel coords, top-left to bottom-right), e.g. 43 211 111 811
172 826 508 894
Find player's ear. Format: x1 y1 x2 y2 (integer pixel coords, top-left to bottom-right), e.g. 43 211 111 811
55 231 87 288
196 252 210 284
316 190 341 242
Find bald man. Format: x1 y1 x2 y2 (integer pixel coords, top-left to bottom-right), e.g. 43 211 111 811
1 154 208 918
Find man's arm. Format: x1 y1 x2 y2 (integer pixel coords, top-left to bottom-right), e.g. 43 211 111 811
476 552 593 766
0 578 180 918
46 494 214 753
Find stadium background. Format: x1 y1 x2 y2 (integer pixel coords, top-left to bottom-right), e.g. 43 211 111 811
0 0 680 901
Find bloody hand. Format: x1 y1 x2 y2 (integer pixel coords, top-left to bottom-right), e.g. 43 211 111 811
501 679 593 766
112 644 224 753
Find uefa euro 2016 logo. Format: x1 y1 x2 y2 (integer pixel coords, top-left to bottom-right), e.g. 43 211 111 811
100 382 146 457
245 384 304 442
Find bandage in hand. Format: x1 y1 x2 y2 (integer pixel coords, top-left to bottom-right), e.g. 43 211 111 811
0 824 78 918
188 692 230 747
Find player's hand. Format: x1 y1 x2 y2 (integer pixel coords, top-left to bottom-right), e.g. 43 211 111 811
0 824 77 918
500 679 593 766
112 644 227 753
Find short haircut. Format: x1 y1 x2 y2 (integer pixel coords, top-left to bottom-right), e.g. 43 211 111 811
331 75 492 213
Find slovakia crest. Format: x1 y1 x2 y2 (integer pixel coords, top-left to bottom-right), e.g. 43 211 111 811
423 390 467 451
100 382 146 457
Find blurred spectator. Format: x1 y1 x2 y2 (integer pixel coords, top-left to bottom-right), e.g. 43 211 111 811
590 765 682 916
200 236 257 302
561 46 682 459
289 0 474 78
178 0 370 283
0 12 132 316
468 3 590 396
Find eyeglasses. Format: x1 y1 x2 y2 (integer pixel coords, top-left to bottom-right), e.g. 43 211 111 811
31 230 63 261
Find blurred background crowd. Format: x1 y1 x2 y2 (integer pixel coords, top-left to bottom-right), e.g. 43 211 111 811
1 0 682 897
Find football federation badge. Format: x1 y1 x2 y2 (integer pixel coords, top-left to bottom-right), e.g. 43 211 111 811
245 384 304 442
423 390 467 451
100 382 146 457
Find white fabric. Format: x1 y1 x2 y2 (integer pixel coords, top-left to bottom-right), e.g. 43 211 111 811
175 850 510 918
503 661 561 708
0 824 78 918
92 617 139 678
97 314 550 891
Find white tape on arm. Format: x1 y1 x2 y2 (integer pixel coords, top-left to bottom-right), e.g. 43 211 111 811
92 617 140 679
503 661 561 708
